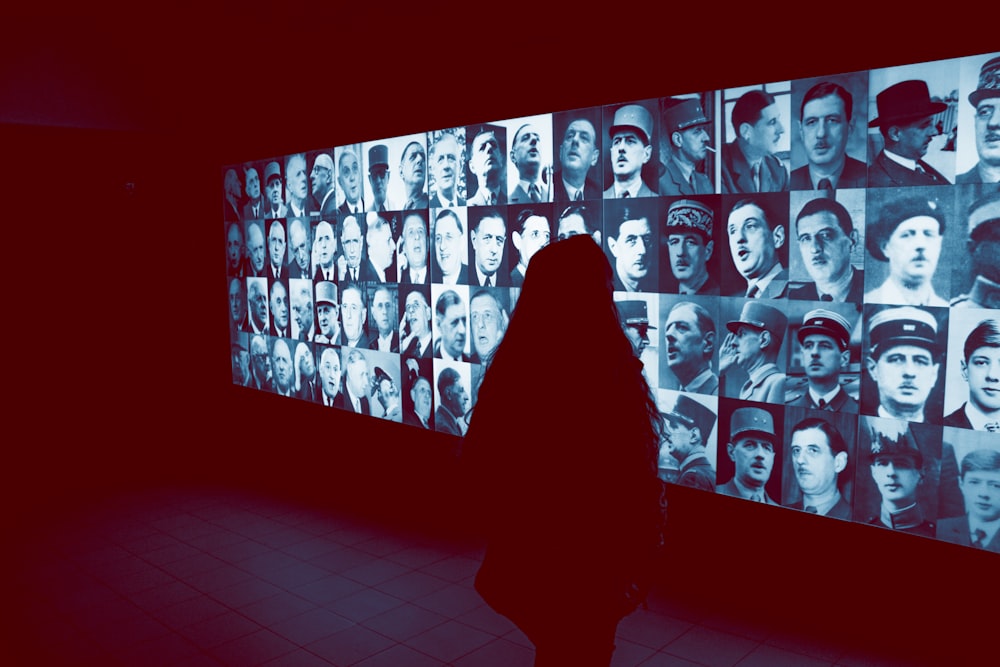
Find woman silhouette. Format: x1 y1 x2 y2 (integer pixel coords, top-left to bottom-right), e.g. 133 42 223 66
463 234 664 666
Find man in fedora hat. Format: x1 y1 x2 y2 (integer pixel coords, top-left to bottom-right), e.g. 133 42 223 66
663 198 718 295
366 144 392 212
553 110 602 202
717 406 780 504
863 420 935 537
721 89 789 194
868 79 950 187
604 103 658 199
662 393 717 492
790 80 867 191
952 191 1000 309
720 301 788 404
616 299 655 359
659 97 714 196
310 152 337 219
785 308 859 412
864 306 943 423
863 194 948 307
957 55 1000 184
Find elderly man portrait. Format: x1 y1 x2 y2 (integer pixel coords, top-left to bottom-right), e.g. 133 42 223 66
269 279 290 339
469 207 508 287
247 333 272 392
403 372 434 429
720 301 788 404
868 79 950 187
399 138 429 210
241 163 263 220
662 198 718 295
339 214 376 284
263 161 287 218
310 152 337 219
785 308 859 412
336 145 365 216
293 342 320 403
266 219 286 281
428 132 466 208
509 206 551 287
269 338 295 398
286 218 312 280
340 283 372 349
317 345 345 409
957 56 1000 184
434 288 470 362
400 287 433 359
469 288 509 365
223 167 241 222
342 348 371 415
366 144 392 212
246 220 267 278
367 284 399 354
289 279 314 341
605 198 656 292
284 152 315 218
783 415 853 520
507 120 550 204
247 277 269 335
952 190 1000 309
604 102 657 199
662 300 718 395
945 316 1000 431
229 277 249 335
365 211 397 283
788 195 864 303
717 406 781 504
725 195 788 298
313 281 342 345
721 89 789 194
398 210 430 284
311 220 338 283
226 221 246 279
435 366 469 437
370 365 402 422
790 80 867 191
552 109 602 202
861 418 936 537
466 124 506 206
661 393 717 492
432 208 469 285
659 97 714 196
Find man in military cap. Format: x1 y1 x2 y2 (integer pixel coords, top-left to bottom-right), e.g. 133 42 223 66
659 97 714 196
428 132 466 208
311 152 337 219
721 89 789 194
263 160 287 218
945 318 1000 431
788 197 864 303
790 81 867 191
617 299 655 359
663 198 717 295
553 111 602 202
864 194 948 307
864 306 943 423
726 196 788 298
785 417 852 519
604 103 657 199
365 144 391 212
937 448 1000 551
606 198 656 292
956 56 1000 184
717 406 779 504
663 301 718 395
868 79 950 187
786 308 859 412
864 420 934 537
313 281 342 345
720 301 788 403
662 394 717 491
952 191 1000 309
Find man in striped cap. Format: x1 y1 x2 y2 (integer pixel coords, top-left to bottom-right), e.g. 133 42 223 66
865 306 942 423
786 308 859 412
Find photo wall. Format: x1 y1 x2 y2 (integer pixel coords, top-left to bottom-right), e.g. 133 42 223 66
224 51 1000 554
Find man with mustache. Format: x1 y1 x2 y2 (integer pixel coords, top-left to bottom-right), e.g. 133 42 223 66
864 194 947 307
784 417 852 520
717 406 780 504
616 299 655 360
552 112 602 202
659 97 714 196
785 309 859 412
663 198 717 295
864 306 943 424
790 81 867 191
721 89 789 194
868 79 950 187
604 103 657 199
467 125 506 206
957 56 1000 184
508 122 550 204
788 197 864 303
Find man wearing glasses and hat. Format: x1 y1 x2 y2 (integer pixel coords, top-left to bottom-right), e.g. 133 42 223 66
786 308 859 412
604 103 658 199
863 420 935 537
717 406 780 504
617 299 655 359
661 394 717 492
956 55 1000 184
663 198 717 295
868 79 950 187
659 97 714 196
720 301 788 404
864 306 943 424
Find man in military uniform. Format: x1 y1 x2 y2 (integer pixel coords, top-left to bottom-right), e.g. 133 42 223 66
617 299 655 359
720 301 788 403
786 308 859 412
717 406 780 504
658 98 714 196
661 394 717 492
951 191 1000 309
663 199 718 295
867 80 950 188
604 104 658 199
956 56 1000 184
864 421 935 537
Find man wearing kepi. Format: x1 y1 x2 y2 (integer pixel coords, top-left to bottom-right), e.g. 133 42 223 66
720 301 787 403
785 308 859 412
617 300 655 359
865 306 942 424
663 199 718 295
604 104 657 199
956 56 1000 184
865 422 935 537
662 394 717 492
952 192 1000 309
717 406 779 504
659 98 714 196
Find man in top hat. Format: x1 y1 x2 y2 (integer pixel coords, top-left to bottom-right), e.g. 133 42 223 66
399 140 429 211
428 133 466 208
264 160 287 218
864 421 934 537
952 191 1000 309
313 281 342 345
663 301 718 395
617 299 655 359
664 198 717 295
720 301 788 404
508 122 550 204
604 104 658 199
945 318 1000 431
788 197 864 303
864 194 948 307
957 56 1000 184
721 89 789 194
868 79 950 187
790 81 867 191
865 306 943 423
553 111 602 202
785 417 852 520
717 406 779 504
786 308 859 412
659 98 714 196
367 144 391 212
936 448 1000 552
311 153 337 220
662 394 717 492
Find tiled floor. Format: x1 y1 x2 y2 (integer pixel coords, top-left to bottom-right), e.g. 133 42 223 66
12 485 924 666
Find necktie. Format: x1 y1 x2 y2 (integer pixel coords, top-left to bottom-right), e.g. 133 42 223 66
752 163 761 192
746 285 759 298
575 189 583 202
817 398 827 409
621 191 630 198
986 422 1000 433
820 294 833 302
485 275 492 287
253 205 259 218
805 506 818 514
972 529 987 548
751 492 763 503
528 184 540 203
817 178 832 192
914 162 927 175
489 192 497 205
405 199 414 210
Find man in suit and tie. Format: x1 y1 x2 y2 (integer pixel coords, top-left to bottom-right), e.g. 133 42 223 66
337 145 365 216
267 219 286 281
285 153 315 218
342 348 371 415
290 279 315 341
247 277 269 335
400 288 433 358
469 207 507 287
229 277 249 335
311 220 339 283
784 417 852 520
428 132 466 208
937 448 1000 552
270 338 295 398
785 309 859 412
604 103 657 199
269 279 290 338
400 140 429 210
553 113 602 202
721 89 789 194
367 284 399 353
286 218 312 279
318 346 346 408
434 289 470 362
467 125 507 206
241 164 264 220
310 152 337 219
404 374 433 429
247 334 272 392
717 406 780 504
508 122 549 204
246 221 267 277
226 221 246 278
340 283 372 349
398 211 430 284
663 301 719 395
509 207 551 287
371 366 402 421
787 197 864 303
469 288 508 365
658 98 714 196
868 80 950 187
726 196 788 298
720 301 787 404
790 81 867 191
555 204 601 244
606 199 656 292
945 318 1000 431
223 168 242 222
435 366 469 437
432 208 469 285
367 144 392 212
263 161 287 218
339 214 376 283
